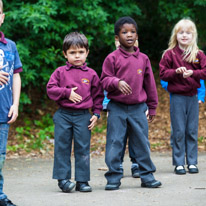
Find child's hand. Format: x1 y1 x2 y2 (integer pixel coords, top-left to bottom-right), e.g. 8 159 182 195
88 115 98 130
0 70 9 85
118 80 132 95
69 87 82 103
176 67 187 74
147 114 155 123
198 100 203 104
7 104 19 124
183 70 193 78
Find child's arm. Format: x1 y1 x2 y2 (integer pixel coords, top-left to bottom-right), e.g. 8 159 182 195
7 73 21 124
118 80 132 95
90 73 104 130
191 51 206 80
47 69 82 102
144 58 158 116
197 79 205 103
88 115 98 130
69 87 82 103
0 70 9 85
160 80 168 92
101 56 120 92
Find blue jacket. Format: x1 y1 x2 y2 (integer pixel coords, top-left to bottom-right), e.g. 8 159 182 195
160 80 205 102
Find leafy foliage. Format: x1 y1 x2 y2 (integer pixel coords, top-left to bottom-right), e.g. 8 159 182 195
2 0 206 107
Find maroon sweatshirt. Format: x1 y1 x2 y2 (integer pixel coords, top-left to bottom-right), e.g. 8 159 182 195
101 46 158 115
47 62 103 114
159 46 206 96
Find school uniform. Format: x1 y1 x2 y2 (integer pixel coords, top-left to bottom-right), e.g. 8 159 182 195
159 45 206 166
101 46 158 184
47 62 103 182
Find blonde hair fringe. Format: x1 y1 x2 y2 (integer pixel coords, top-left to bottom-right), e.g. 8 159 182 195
163 18 199 63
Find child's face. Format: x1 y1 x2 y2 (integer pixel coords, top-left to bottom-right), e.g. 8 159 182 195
63 46 89 67
0 9 4 27
115 23 138 52
176 26 193 49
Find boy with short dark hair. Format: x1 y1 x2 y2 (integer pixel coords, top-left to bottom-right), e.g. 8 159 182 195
101 16 161 190
47 32 103 193
0 1 22 205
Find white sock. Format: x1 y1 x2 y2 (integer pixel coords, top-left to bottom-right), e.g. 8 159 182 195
189 165 197 169
176 165 184 170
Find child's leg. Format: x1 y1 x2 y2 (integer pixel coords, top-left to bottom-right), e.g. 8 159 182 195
0 123 9 200
170 94 187 166
73 110 91 182
127 103 156 183
120 131 128 163
52 109 73 180
185 95 198 165
105 101 127 184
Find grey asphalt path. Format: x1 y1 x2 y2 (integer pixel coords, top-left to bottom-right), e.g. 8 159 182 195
3 152 206 206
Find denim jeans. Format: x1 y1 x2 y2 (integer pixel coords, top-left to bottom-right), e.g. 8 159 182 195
0 123 9 200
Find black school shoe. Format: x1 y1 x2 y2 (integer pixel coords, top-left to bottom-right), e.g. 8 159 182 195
188 165 199 174
174 166 186 175
141 179 162 188
0 198 16 206
58 179 76 193
105 182 121 190
76 182 92 192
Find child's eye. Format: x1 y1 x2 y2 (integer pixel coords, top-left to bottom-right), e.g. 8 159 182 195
69 51 75 54
79 51 85 54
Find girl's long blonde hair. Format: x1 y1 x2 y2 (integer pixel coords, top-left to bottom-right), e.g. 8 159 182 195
163 18 199 62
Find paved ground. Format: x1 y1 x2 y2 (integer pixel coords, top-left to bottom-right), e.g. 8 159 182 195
3 152 206 206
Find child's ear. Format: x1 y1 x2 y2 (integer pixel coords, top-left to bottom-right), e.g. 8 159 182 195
115 36 120 48
0 13 5 24
62 51 67 58
86 50 89 56
115 35 119 42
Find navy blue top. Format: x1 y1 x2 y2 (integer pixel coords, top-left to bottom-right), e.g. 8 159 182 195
0 31 22 123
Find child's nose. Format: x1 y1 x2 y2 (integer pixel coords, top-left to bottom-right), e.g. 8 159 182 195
127 32 132 36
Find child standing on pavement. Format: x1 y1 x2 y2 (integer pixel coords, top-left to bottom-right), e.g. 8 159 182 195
0 1 22 205
47 32 103 193
101 16 161 190
159 18 206 175
103 39 140 179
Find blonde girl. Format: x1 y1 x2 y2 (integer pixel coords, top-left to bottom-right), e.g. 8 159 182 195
159 18 206 175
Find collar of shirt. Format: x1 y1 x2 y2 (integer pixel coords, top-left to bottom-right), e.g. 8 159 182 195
118 46 139 58
0 31 8 44
66 62 88 71
174 45 184 55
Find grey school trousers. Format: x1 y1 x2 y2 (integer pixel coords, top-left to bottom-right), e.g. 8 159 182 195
170 94 199 166
53 108 91 182
105 101 156 184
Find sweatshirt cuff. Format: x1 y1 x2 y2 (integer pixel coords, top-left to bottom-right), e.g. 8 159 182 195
14 67 23 74
192 70 199 79
149 108 156 116
64 88 72 98
113 78 120 89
